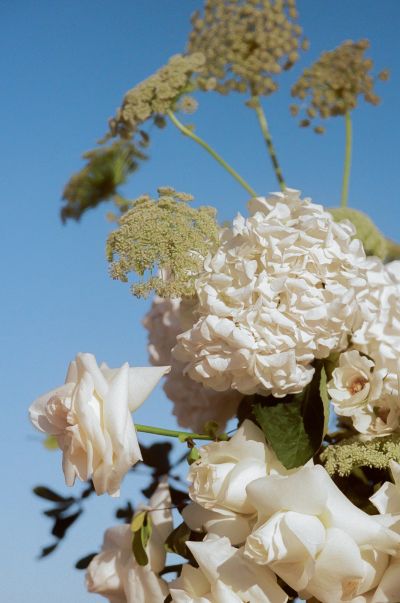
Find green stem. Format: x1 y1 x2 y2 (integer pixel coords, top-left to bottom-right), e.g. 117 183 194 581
250 96 286 191
167 110 257 198
341 111 352 208
135 423 211 441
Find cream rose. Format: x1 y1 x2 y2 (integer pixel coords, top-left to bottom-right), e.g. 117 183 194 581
328 349 400 436
169 534 288 603
86 478 172 602
244 465 400 602
29 352 170 495
183 420 284 544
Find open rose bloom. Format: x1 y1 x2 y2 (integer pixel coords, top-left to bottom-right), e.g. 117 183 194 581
30 191 400 602
29 353 170 495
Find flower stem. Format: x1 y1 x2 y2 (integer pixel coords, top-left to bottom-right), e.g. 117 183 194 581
341 111 352 208
167 110 257 198
250 96 286 191
135 423 211 441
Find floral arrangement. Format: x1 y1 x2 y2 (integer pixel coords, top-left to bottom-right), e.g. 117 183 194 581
29 1 400 601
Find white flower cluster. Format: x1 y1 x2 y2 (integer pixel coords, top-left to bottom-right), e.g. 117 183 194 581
143 296 242 432
174 189 371 397
328 261 400 435
84 422 400 602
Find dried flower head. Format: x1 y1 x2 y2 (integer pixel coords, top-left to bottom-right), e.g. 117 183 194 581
291 39 389 133
108 54 205 140
188 0 307 97
61 141 146 222
106 187 219 298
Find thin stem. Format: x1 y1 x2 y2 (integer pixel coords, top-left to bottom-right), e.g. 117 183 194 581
250 96 286 191
341 111 352 207
167 110 257 198
135 423 211 441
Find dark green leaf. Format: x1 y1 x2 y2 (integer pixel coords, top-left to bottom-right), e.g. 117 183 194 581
320 366 330 436
39 543 58 558
52 510 82 539
169 485 189 508
254 363 325 469
141 442 172 475
165 522 192 557
33 486 74 504
75 553 97 570
132 524 149 566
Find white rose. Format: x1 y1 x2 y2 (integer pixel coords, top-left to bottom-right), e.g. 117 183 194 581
328 350 384 415
328 349 400 436
169 534 288 603
183 420 285 544
371 460 400 515
351 260 400 434
244 465 400 602
29 352 170 495
86 478 172 602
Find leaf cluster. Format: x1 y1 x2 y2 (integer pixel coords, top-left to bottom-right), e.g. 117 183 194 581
61 140 147 222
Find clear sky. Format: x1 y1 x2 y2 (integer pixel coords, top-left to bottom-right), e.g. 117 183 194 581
2 1 400 601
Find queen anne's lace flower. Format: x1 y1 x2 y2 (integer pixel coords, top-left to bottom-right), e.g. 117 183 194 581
143 296 242 431
174 189 371 397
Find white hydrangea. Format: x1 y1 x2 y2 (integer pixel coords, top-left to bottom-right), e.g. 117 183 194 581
142 296 242 432
348 261 400 434
174 189 371 397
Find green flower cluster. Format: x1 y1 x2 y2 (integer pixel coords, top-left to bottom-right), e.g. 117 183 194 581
322 434 400 477
61 141 146 222
188 0 307 96
108 54 205 139
291 39 389 133
106 187 218 298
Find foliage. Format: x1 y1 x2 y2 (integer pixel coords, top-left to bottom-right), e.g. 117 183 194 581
253 362 326 468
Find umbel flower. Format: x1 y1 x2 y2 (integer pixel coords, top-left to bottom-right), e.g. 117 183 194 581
188 0 308 96
143 296 242 432
174 189 372 397
107 187 219 298
108 53 205 140
291 39 389 134
29 353 170 496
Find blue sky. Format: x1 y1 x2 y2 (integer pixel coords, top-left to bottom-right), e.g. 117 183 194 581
2 1 400 600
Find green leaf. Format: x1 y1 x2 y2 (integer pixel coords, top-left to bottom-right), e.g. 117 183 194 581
75 553 97 570
33 486 73 504
165 522 192 557
43 435 59 450
187 447 201 465
130 510 146 533
254 363 325 469
132 513 152 567
319 366 330 436
328 207 387 259
132 528 149 566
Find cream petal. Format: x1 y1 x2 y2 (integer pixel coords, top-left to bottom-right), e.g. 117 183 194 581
300 527 365 603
